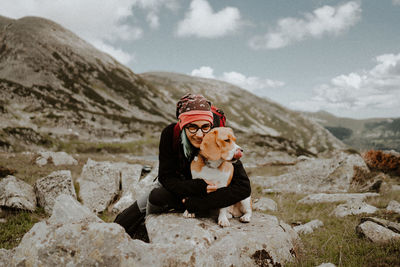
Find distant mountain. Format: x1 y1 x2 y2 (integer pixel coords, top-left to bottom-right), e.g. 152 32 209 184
304 111 400 152
0 15 344 154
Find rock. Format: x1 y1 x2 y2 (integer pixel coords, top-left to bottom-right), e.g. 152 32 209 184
0 248 14 267
0 218 6 223
253 197 278 212
253 151 369 193
0 175 36 211
9 194 300 266
77 159 121 213
392 185 400 191
387 200 400 214
136 162 159 200
360 217 400 233
298 193 379 204
293 219 323 234
34 170 77 214
316 263 336 267
10 194 158 266
35 151 78 166
145 212 300 266
333 199 378 217
111 163 143 213
356 220 400 243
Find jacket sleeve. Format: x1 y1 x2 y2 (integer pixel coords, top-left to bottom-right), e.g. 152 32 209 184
157 124 208 198
183 160 251 212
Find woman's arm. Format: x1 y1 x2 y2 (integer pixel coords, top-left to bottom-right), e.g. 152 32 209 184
183 160 251 212
157 124 208 198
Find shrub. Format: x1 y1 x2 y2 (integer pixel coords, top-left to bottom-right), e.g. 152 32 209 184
362 150 400 176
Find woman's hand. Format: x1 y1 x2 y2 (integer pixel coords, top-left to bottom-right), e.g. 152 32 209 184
204 179 218 194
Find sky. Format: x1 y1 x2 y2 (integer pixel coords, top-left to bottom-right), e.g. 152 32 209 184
1 0 400 119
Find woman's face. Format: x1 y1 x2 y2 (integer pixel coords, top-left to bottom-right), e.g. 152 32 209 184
184 120 212 148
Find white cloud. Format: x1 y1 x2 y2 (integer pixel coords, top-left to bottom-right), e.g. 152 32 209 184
393 0 400 6
0 0 179 63
290 52 400 116
191 66 285 94
249 1 361 50
176 0 242 38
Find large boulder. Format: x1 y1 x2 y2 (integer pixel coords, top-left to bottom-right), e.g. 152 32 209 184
298 193 379 204
333 199 378 217
254 151 369 194
7 194 301 267
35 151 78 166
77 159 121 213
34 170 77 214
293 219 324 234
356 217 400 243
0 176 36 211
145 212 300 266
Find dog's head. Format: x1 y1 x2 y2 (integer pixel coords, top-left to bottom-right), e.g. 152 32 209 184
200 127 243 161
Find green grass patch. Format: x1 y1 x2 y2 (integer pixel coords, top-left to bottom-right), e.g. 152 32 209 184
256 191 400 266
0 207 47 249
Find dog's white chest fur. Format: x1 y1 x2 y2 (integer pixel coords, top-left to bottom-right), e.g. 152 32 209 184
191 161 231 188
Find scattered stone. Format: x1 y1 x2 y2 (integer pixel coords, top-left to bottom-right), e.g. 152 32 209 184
145 212 300 266
35 151 78 166
316 263 336 267
356 220 400 243
253 197 278 212
392 185 400 191
298 193 379 204
34 170 77 214
387 200 400 214
77 159 121 213
0 218 6 223
254 151 369 193
293 219 323 234
333 199 378 217
111 163 143 213
0 175 36 211
360 217 400 234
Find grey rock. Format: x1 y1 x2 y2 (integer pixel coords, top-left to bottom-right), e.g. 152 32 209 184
360 217 400 234
34 170 77 214
0 248 14 267
35 151 77 166
392 185 400 191
0 218 6 223
0 176 36 211
298 193 379 204
316 263 336 267
387 200 400 214
145 212 300 266
294 219 324 234
254 151 369 194
253 197 278 212
333 199 378 217
111 163 143 213
77 159 121 213
356 221 400 243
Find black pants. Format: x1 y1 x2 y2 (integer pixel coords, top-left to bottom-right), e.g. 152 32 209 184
114 185 185 237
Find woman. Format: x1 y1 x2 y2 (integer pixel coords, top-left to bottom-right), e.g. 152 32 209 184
114 93 251 237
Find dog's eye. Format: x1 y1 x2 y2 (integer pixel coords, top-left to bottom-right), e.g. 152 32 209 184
224 139 230 143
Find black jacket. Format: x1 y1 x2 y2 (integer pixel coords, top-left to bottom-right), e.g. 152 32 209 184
158 123 251 213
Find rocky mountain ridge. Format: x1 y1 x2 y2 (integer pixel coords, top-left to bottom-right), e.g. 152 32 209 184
0 15 344 155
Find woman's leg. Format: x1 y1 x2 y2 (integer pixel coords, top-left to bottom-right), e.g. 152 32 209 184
147 186 185 215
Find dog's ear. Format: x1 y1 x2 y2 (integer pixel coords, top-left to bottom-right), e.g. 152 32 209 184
200 129 221 161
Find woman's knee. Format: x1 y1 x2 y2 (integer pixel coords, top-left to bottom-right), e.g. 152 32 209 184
148 187 170 207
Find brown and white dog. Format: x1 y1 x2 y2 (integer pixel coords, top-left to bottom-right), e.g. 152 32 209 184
185 127 252 227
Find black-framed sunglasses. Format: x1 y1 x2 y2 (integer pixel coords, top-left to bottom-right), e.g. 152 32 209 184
185 123 212 134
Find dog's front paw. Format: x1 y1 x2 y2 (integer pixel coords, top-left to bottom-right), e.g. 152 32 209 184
218 216 230 227
183 210 195 218
239 213 251 223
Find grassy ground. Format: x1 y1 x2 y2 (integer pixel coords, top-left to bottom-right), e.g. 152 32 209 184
249 167 400 267
1 153 400 266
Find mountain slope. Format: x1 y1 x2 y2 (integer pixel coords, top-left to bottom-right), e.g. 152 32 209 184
0 15 344 154
140 72 344 154
304 111 400 151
